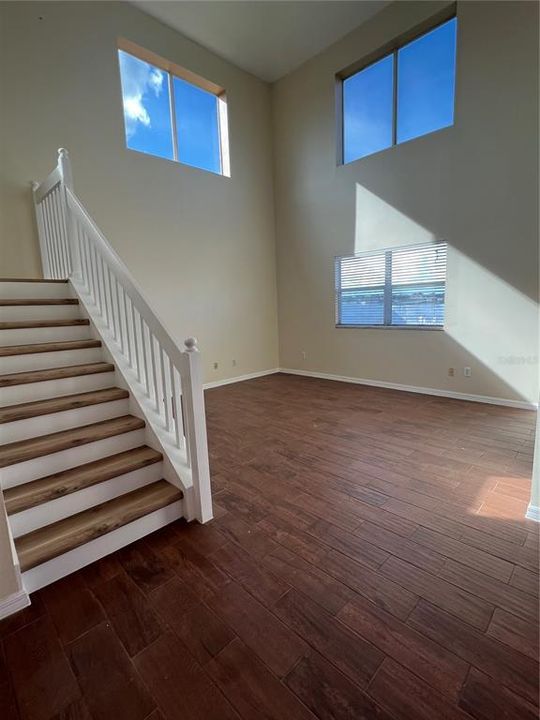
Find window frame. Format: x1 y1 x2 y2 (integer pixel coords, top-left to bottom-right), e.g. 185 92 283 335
117 37 230 177
337 5 457 165
335 242 447 331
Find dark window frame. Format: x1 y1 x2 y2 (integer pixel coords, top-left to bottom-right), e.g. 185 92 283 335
337 5 457 165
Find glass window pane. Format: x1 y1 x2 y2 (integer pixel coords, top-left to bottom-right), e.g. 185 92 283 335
397 17 457 144
340 288 385 325
391 285 445 326
118 50 174 160
173 77 221 174
343 55 394 163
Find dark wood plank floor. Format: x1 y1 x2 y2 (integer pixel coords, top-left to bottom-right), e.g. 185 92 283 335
1 373 538 720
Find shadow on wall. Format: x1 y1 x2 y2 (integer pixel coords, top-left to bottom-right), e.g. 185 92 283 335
344 183 538 404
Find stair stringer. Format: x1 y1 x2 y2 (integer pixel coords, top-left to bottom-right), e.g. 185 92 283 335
69 278 197 521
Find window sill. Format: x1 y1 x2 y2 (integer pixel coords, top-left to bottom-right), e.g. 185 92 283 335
336 324 444 331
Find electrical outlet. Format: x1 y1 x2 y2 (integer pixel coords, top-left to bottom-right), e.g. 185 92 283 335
464 366 471 377
301 350 307 360
448 367 455 377
213 362 218 370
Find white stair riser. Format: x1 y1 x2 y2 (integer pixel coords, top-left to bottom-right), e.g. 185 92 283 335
0 325 90 346
0 347 103 374
10 463 163 537
21 500 183 593
0 305 81 322
1 428 146 488
0 371 115 406
0 282 71 300
1 399 129 443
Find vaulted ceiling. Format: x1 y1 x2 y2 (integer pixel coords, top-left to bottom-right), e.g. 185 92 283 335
135 1 388 82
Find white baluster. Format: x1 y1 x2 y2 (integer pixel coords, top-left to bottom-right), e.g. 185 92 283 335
140 315 150 396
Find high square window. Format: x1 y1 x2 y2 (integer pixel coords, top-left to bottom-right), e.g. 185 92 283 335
341 16 457 163
118 40 230 176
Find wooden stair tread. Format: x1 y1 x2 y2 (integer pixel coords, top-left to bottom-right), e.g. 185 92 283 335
5 446 162 515
0 278 68 283
0 387 129 423
0 415 145 467
0 362 114 387
0 298 79 306
0 339 102 357
16 480 182 571
0 319 89 330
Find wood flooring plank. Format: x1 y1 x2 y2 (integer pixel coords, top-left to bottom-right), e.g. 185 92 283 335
274 589 383 687
210 541 291 606
0 339 101 357
92 572 164 657
159 541 231 601
510 566 539 598
411 525 515 582
380 555 495 630
368 657 473 720
1 414 145 468
117 538 176 595
207 638 317 720
150 577 235 665
284 650 393 720
262 545 355 615
337 594 469 699
0 360 109 387
4 617 81 720
486 607 539 661
459 666 538 720
133 632 240 720
353 519 446 573
214 512 280 559
305 518 390 570
68 622 155 720
408 599 539 706
438 559 539 625
205 580 307 678
320 548 420 620
40 572 104 645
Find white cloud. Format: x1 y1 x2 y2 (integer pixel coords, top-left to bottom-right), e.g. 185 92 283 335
119 51 165 138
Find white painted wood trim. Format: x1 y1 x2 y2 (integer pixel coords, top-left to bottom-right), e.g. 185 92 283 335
278 368 537 410
525 504 540 522
204 368 280 390
0 589 30 620
22 500 183 593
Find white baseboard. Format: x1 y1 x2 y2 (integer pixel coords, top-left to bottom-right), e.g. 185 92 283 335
0 589 30 620
526 504 540 522
204 368 280 390
279 368 538 410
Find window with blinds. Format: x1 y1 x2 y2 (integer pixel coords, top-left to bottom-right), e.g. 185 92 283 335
335 242 447 328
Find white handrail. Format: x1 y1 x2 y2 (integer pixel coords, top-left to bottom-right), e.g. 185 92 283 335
31 148 212 522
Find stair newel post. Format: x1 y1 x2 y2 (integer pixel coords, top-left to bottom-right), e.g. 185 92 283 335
180 337 213 523
57 148 81 281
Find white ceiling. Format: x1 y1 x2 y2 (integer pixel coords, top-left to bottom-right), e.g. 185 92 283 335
135 1 388 82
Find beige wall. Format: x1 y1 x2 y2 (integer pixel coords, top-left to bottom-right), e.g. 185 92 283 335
0 1 279 383
272 0 539 404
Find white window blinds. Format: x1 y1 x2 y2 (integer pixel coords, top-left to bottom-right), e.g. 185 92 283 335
335 242 447 328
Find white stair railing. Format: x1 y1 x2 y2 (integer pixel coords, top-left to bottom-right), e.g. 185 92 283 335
31 148 212 523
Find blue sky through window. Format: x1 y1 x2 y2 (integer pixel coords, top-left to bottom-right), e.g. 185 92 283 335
174 78 221 175
118 48 224 174
397 17 457 143
343 55 394 163
342 16 457 162
118 50 173 160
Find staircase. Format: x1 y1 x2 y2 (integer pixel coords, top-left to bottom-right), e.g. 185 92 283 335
0 279 183 593
0 150 212 609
